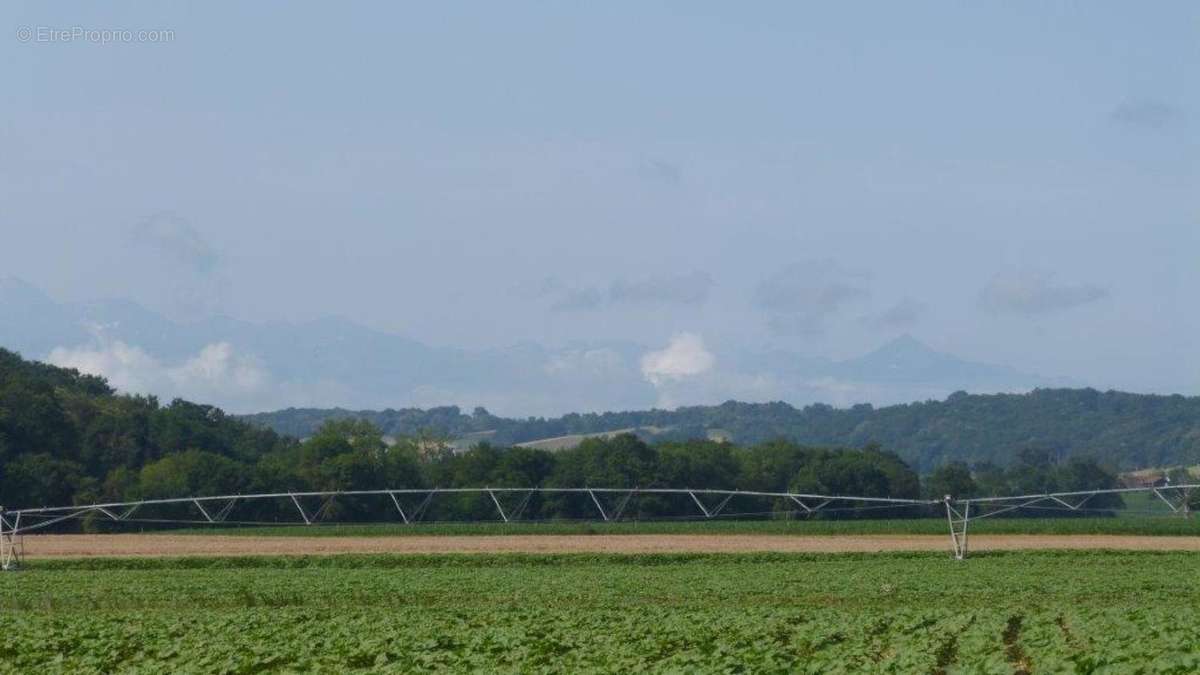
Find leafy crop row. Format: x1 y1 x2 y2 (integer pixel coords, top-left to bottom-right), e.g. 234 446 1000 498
1 551 1197 672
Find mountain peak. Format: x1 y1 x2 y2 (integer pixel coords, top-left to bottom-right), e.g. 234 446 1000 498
872 334 937 358
835 334 1031 387
0 276 56 309
851 334 945 373
0 275 40 293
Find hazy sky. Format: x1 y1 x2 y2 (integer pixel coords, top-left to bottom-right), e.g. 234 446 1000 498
3 2 1197 397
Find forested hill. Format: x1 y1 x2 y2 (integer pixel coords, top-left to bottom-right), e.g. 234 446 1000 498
0 347 294 508
245 389 1200 472
0 347 1172 515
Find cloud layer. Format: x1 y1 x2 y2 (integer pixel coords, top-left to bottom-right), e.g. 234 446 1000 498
866 298 927 329
128 212 229 319
549 271 713 312
754 260 870 335
1111 100 1185 131
544 347 627 378
979 270 1108 315
130 212 220 274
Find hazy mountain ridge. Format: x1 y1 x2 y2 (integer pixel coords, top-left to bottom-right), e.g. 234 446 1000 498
3 276 1064 415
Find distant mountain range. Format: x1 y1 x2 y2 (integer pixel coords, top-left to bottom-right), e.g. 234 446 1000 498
1 276 1068 415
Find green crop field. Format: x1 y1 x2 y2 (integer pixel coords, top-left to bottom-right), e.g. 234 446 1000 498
2 551 1198 673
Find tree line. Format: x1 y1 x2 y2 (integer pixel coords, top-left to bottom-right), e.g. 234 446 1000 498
246 387 1200 472
0 347 1137 520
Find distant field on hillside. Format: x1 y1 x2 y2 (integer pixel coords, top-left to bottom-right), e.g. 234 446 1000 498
512 426 671 451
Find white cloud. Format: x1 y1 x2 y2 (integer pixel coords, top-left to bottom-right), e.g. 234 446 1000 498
47 339 271 411
166 342 269 401
47 340 162 394
640 333 715 386
544 348 626 378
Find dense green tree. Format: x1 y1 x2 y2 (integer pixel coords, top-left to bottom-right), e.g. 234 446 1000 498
138 449 248 499
377 439 427 488
734 440 815 492
549 435 657 489
925 461 977 500
656 440 739 489
546 435 657 518
0 374 78 459
78 396 156 474
790 453 890 498
1052 457 1124 511
1008 447 1061 495
424 443 505 520
2 453 90 508
492 446 555 486
860 444 921 499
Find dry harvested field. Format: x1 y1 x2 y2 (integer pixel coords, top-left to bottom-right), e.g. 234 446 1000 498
20 532 1200 558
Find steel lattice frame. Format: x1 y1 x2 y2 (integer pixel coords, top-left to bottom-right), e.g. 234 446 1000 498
1 483 1196 569
0 508 22 571
944 483 1197 560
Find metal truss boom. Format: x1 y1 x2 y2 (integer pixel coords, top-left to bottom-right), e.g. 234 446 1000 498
5 487 934 519
941 483 1198 559
0 487 935 544
0 508 22 571
0 483 1195 566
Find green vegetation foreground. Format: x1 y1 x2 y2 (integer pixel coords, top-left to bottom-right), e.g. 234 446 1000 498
2 551 1198 672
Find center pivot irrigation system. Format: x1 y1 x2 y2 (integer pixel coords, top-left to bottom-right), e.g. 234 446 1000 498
1 484 1195 569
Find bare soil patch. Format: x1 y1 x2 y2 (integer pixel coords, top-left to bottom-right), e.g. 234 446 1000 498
20 533 1200 558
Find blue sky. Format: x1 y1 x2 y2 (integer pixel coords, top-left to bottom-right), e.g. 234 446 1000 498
2 2 1196 410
